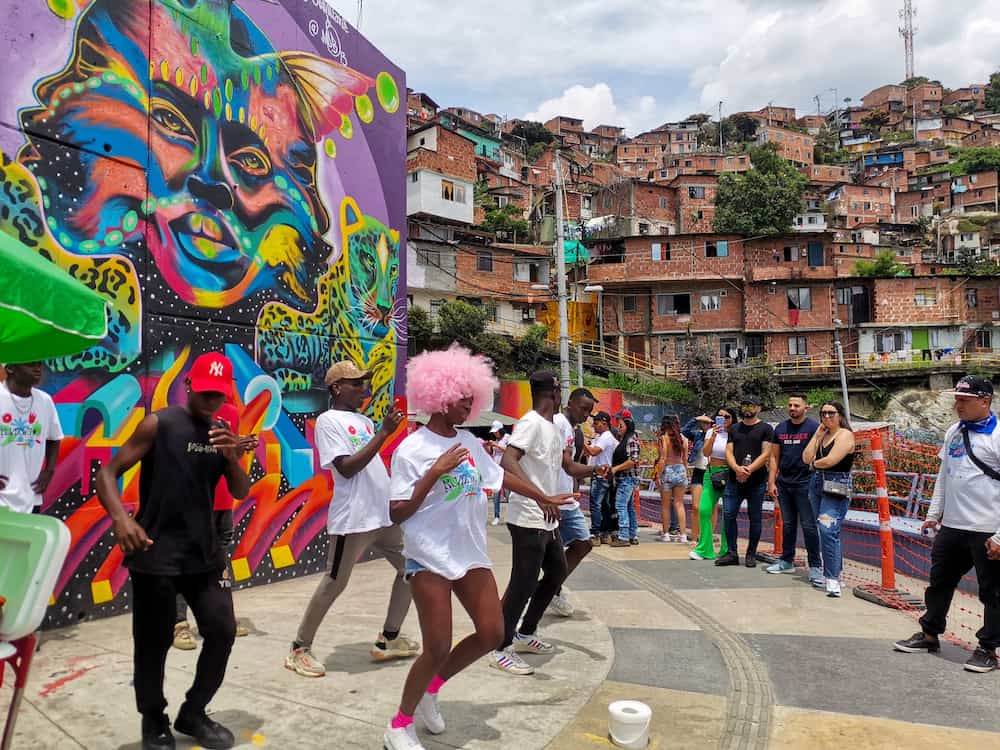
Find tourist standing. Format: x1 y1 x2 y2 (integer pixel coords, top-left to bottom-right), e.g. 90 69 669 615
690 407 736 561
681 415 714 544
95 352 250 750
801 401 855 597
893 376 1000 672
766 393 822 584
286 361 416 678
610 416 643 547
717 397 774 568
486 421 510 525
0 362 63 514
655 415 689 542
587 411 618 544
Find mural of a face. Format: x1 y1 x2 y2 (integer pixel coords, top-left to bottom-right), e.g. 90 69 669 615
341 199 401 343
18 0 352 309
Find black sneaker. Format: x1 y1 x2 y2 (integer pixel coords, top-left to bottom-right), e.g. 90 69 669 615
964 647 998 673
173 706 235 750
629 538 639 545
714 552 740 567
893 632 940 653
744 553 757 568
141 714 175 750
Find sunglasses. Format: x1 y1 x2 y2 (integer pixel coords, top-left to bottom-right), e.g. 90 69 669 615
820 410 839 417
718 414 732 420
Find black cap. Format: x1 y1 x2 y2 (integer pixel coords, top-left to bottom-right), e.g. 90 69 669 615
529 371 559 393
947 375 994 399
740 394 762 406
592 410 611 423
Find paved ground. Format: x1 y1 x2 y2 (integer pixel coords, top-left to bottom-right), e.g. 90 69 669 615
4 524 1000 749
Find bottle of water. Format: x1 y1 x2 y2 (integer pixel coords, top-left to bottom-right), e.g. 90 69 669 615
742 454 752 467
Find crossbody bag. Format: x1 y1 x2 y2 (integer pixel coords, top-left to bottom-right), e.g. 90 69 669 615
961 426 1000 482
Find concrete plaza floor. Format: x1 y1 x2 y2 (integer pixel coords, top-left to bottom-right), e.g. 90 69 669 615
4 525 1000 749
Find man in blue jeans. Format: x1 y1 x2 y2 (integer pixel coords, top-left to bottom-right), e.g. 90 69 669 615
717 396 774 568
766 393 822 583
586 411 618 544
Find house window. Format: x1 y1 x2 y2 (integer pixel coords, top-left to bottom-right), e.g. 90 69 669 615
787 287 812 311
603 195 612 209
659 197 670 209
582 195 592 211
638 222 650 235
961 233 975 242
675 338 688 359
706 240 729 258
652 243 662 261
700 293 721 312
410 172 419 183
787 336 808 356
429 299 445 319
477 251 493 272
688 186 705 199
967 288 979 308
914 288 937 307
783 246 801 262
745 334 764 358
836 287 852 305
441 180 466 203
656 293 691 315
977 328 993 349
623 295 637 313
521 306 537 322
416 248 440 266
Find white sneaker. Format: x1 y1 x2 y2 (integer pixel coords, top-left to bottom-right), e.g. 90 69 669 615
677 534 689 543
414 692 445 734
826 578 842 598
383 722 426 750
688 549 705 560
548 593 574 617
489 648 534 675
491 517 500 525
658 533 671 543
513 631 553 654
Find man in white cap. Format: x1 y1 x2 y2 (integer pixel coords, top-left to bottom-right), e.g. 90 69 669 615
486 420 510 525
285 361 417 678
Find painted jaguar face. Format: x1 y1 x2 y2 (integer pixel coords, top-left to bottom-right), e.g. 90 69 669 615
341 198 401 340
19 0 330 308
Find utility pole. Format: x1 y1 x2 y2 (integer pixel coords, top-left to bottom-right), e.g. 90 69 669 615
833 323 853 425
814 94 822 117
899 0 917 81
553 149 571 404
718 100 724 154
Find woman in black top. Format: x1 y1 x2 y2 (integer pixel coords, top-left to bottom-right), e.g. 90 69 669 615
802 401 856 598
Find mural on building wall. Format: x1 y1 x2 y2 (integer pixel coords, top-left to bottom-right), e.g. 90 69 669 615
0 0 405 627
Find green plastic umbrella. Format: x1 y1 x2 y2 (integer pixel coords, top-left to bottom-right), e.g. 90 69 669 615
0 231 108 364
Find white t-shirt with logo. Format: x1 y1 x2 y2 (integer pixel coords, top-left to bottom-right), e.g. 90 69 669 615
0 384 64 513
505 410 563 531
390 428 503 580
314 409 391 535
932 421 1000 534
591 430 618 467
553 412 579 510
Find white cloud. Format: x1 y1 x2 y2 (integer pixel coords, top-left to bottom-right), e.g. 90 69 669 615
338 0 1000 127
524 83 659 134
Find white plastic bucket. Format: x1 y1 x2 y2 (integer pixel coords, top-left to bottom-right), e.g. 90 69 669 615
608 700 651 749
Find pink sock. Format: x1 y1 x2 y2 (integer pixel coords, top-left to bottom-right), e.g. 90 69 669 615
427 675 446 695
391 711 413 729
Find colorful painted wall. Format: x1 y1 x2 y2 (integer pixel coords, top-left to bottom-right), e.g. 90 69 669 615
0 0 406 627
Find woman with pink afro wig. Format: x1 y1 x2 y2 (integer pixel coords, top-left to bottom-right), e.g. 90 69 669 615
382 345 572 749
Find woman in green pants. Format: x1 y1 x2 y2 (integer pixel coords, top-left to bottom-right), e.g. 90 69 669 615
689 407 737 560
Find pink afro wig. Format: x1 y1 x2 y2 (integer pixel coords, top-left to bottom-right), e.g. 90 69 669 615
406 344 499 420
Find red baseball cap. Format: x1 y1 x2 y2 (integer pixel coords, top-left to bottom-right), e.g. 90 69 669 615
188 352 234 394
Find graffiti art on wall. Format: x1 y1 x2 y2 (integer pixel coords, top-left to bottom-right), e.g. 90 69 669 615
0 0 406 627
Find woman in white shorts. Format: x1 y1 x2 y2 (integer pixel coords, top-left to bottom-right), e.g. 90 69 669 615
382 345 572 750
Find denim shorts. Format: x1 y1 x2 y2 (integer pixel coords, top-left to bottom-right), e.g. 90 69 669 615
558 505 591 546
660 463 687 489
403 558 426 581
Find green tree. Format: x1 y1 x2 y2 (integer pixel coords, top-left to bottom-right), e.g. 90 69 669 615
511 121 555 148
406 305 434 355
712 143 808 235
739 359 782 410
860 110 890 133
437 300 487 349
956 246 1000 276
526 142 547 163
948 146 1000 177
901 76 935 89
474 179 492 208
474 332 513 372
481 204 529 238
853 250 910 277
512 324 548 373
986 70 1000 113
681 345 742 412
729 113 759 142
806 387 839 407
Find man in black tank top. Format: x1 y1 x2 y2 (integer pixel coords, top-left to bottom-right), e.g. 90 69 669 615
96 352 250 750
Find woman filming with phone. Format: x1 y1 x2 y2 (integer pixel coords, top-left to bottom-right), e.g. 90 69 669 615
689 407 737 561
802 402 856 598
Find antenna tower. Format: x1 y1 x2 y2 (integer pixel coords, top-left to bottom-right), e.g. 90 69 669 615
898 0 917 80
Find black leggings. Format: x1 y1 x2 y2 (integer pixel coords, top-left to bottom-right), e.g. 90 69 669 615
500 524 568 649
131 570 236 717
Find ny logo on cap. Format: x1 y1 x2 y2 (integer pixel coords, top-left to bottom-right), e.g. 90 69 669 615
209 361 225 377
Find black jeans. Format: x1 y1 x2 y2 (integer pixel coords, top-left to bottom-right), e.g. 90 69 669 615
131 570 236 717
500 524 568 649
919 526 1000 651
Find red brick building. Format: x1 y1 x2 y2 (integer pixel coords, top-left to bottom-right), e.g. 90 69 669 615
756 125 815 167
655 153 750 182
827 184 894 226
805 164 850 185
671 175 718 233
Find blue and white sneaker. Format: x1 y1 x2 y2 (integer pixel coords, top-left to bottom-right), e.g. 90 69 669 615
513 631 553 654
490 648 534 675
808 567 824 586
766 560 796 574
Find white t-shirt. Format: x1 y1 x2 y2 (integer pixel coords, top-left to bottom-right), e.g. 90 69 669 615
932 422 1000 534
505 410 563 531
314 409 391 535
0 384 64 513
591 430 618 467
391 428 503 580
489 433 510 465
553 412 579 510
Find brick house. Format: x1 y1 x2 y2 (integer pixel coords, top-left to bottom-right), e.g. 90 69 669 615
654 153 750 182
407 124 477 225
590 179 677 238
962 127 1000 148
756 125 815 167
827 184 894 226
862 84 906 113
906 82 943 115
406 90 439 131
647 121 700 155
453 242 551 334
671 175 718 233
943 85 987 111
805 164 850 185
616 140 661 176
797 115 828 134
952 171 999 214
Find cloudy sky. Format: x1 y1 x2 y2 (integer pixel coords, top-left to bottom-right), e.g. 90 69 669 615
332 0 1000 135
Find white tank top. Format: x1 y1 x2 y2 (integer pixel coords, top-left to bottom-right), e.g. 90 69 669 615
709 429 728 461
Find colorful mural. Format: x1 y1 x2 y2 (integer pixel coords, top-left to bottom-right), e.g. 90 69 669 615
0 0 405 627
